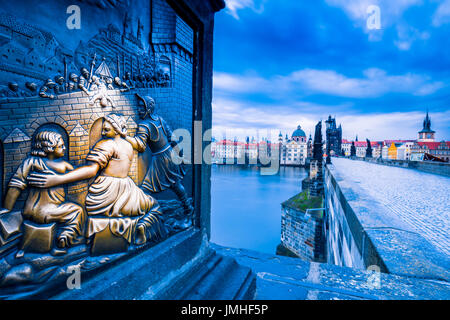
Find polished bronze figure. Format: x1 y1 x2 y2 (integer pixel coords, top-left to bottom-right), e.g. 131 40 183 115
125 95 193 216
0 0 194 297
28 114 167 254
1 131 86 254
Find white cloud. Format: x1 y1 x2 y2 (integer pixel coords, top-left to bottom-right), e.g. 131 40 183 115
394 23 430 51
336 110 450 141
433 0 450 26
213 72 269 93
325 0 422 27
325 0 428 46
211 95 450 141
214 69 444 99
224 0 265 19
211 97 336 140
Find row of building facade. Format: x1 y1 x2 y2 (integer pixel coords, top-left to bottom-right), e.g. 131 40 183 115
339 112 450 162
211 112 449 165
211 125 312 166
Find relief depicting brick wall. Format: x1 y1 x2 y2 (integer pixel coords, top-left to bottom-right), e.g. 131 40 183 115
0 0 194 208
0 86 192 208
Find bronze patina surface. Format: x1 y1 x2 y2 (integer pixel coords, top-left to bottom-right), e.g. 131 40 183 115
0 0 195 298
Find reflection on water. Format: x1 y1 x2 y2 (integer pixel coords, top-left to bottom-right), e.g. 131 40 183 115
211 165 307 254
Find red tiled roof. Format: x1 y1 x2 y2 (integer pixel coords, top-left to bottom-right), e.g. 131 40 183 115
383 140 414 145
416 141 450 150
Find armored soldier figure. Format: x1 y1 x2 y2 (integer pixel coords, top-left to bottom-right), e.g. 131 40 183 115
67 73 79 92
114 77 130 92
163 71 170 87
89 75 100 91
24 82 38 97
105 77 114 90
54 75 66 95
125 95 194 216
39 79 56 99
2 82 21 97
124 71 135 89
145 72 155 88
155 68 166 88
78 67 91 95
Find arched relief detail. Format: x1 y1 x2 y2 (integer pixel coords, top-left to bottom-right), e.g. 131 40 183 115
28 115 69 138
89 117 104 150
86 112 105 133
32 123 70 161
0 126 6 141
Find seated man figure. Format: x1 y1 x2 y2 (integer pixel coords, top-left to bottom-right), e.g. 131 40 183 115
28 114 166 248
1 131 85 249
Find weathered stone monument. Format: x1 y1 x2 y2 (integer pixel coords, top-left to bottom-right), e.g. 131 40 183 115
309 121 324 197
366 138 373 158
0 0 257 300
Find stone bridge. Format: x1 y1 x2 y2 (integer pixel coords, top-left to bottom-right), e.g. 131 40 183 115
324 157 450 282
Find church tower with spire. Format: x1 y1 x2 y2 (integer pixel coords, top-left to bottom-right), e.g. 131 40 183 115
418 111 435 142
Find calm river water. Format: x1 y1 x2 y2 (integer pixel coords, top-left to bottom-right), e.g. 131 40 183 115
210 165 307 254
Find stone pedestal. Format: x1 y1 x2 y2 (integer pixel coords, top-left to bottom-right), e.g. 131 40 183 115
0 211 22 245
20 221 56 253
90 223 130 256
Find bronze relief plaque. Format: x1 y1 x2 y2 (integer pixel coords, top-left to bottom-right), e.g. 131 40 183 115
0 0 196 298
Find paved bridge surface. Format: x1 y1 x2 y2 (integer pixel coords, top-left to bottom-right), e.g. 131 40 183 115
331 158 450 256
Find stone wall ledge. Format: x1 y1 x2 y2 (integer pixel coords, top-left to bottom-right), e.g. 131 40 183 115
347 157 450 177
325 164 450 282
213 244 450 300
52 228 205 300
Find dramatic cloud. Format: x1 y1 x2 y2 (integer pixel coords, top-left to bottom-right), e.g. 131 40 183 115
214 69 445 98
211 97 328 140
325 0 428 45
336 110 450 141
224 0 265 19
433 0 450 26
394 23 430 51
213 1 450 142
212 95 450 142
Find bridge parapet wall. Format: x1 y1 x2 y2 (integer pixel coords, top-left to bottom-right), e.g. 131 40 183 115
361 157 450 177
324 164 450 282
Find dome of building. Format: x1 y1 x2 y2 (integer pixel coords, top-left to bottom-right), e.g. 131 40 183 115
292 125 306 138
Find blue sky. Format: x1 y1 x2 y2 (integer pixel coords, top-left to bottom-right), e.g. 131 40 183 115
212 0 450 142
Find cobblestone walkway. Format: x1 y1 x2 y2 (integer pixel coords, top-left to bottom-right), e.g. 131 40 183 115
332 158 450 256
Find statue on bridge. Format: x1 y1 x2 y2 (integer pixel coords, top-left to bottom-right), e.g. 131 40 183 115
366 139 373 158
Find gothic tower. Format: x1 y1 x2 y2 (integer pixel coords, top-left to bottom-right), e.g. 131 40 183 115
418 111 435 142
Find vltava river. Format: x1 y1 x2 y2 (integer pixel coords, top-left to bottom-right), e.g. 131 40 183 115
210 165 307 254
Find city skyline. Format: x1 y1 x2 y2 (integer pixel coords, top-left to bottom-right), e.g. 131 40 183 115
211 110 446 144
212 0 450 142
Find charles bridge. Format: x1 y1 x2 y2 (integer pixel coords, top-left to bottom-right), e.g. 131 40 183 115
0 0 448 300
